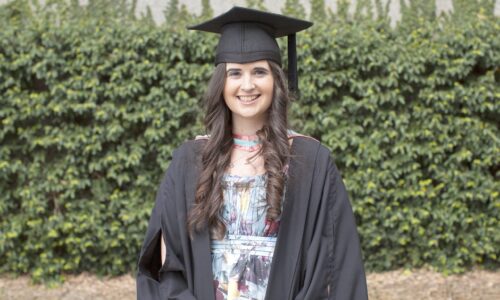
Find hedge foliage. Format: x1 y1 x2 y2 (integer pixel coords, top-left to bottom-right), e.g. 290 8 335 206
0 0 498 282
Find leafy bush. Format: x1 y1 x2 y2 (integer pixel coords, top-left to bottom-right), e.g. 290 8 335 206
0 0 498 282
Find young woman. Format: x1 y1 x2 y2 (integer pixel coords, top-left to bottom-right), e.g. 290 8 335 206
137 7 368 300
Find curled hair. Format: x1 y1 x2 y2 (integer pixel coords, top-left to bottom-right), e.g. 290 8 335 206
187 61 291 239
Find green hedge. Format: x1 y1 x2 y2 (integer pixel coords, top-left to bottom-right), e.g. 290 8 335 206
0 0 498 282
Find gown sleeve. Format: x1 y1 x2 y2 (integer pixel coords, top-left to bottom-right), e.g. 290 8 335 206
136 149 197 300
328 159 368 300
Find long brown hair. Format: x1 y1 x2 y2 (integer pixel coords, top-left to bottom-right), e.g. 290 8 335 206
187 61 291 239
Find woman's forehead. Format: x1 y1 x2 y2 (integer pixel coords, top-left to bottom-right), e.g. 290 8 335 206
226 60 270 70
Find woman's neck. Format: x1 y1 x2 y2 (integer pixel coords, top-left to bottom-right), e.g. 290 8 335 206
231 115 265 135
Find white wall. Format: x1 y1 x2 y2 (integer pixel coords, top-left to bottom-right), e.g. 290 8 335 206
1 0 499 25
136 0 454 25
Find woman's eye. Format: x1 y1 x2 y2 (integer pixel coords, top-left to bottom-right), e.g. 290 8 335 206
254 69 269 76
227 70 241 77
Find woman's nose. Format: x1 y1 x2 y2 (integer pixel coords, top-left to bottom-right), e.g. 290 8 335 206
240 74 255 91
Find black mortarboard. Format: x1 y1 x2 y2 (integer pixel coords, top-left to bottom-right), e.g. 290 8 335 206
188 6 313 94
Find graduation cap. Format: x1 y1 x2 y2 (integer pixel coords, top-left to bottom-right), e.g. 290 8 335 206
188 6 313 94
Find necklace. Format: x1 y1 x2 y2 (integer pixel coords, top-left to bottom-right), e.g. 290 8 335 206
232 133 262 152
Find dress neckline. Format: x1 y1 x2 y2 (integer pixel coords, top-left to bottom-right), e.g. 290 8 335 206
222 172 267 179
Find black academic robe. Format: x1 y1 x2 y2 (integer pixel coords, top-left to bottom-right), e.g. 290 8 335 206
136 136 368 300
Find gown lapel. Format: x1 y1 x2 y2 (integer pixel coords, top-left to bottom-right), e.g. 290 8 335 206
265 137 319 299
186 145 216 300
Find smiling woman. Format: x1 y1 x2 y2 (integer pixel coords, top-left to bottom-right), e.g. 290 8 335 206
137 6 368 300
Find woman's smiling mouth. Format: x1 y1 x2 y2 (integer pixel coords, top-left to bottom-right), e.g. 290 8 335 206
237 95 260 103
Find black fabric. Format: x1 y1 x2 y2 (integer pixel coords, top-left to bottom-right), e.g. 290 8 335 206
187 6 312 37
214 23 281 65
136 136 368 300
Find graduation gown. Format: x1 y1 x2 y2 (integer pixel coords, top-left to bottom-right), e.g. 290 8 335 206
136 136 368 300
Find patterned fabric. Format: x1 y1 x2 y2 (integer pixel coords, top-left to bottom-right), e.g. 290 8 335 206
211 173 282 300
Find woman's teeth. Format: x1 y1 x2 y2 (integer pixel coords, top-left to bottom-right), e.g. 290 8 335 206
238 95 259 102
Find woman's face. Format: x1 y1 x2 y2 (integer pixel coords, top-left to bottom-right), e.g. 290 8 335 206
223 60 274 127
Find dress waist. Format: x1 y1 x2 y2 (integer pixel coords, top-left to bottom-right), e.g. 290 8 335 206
211 234 277 257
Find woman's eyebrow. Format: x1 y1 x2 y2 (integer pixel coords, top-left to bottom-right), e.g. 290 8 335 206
226 68 241 72
253 67 270 72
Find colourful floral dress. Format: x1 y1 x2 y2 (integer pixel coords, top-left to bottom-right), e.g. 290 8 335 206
211 173 281 300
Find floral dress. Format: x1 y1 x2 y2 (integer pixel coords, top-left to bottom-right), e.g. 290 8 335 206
211 173 281 300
